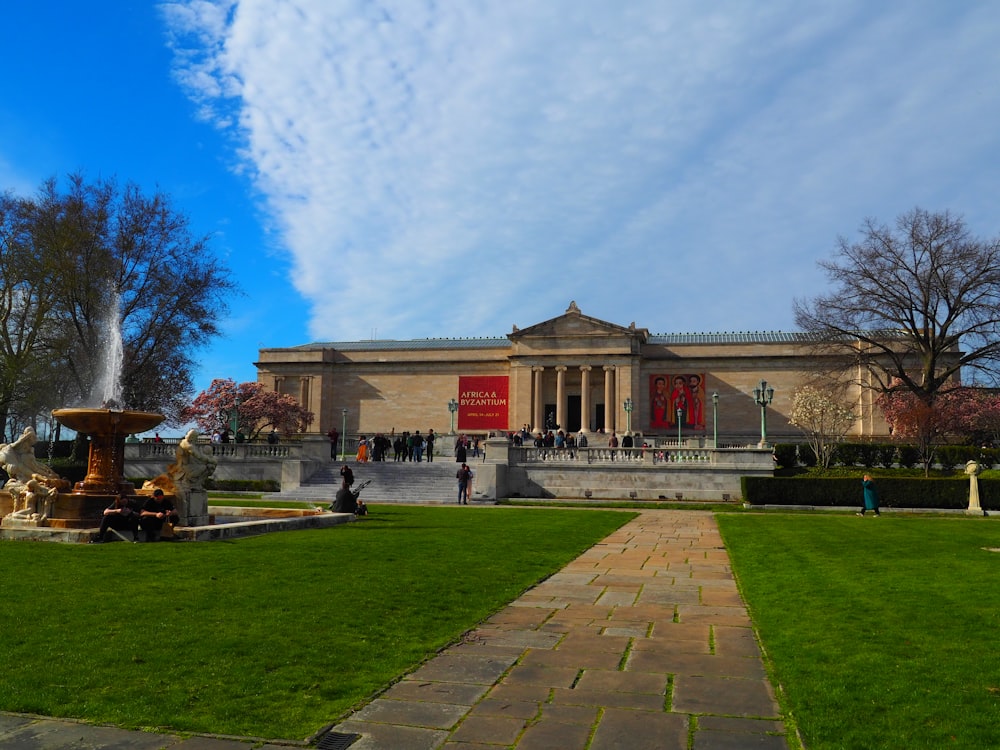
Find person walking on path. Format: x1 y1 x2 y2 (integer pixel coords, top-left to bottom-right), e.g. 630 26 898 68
456 463 473 504
857 474 881 516
327 428 339 459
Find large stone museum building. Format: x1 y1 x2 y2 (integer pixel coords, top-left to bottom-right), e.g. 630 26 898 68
255 302 892 443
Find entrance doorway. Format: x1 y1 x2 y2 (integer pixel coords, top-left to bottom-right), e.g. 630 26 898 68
567 395 581 433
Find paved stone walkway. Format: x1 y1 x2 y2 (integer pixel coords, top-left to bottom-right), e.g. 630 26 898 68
0 510 790 749
329 510 790 749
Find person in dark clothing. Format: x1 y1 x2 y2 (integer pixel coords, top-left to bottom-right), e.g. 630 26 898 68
426 429 435 462
857 474 881 516
139 489 179 542
457 463 473 504
92 492 140 543
331 479 370 513
340 464 354 489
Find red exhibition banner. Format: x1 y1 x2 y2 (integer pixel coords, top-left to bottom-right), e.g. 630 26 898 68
458 376 509 431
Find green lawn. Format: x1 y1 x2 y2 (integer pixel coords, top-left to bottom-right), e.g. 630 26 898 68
0 506 633 740
718 513 1000 749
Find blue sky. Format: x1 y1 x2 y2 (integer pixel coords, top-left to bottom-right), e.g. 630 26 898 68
3 2 999 406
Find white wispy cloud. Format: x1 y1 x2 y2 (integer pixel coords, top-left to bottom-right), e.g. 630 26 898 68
162 0 1000 342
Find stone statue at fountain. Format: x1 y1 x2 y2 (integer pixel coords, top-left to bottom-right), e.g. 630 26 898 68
172 429 218 492
1 427 71 524
143 428 216 526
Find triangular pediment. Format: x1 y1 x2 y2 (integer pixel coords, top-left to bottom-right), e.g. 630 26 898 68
509 302 648 342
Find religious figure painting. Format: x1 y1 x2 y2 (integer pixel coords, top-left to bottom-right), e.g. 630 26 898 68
650 373 705 431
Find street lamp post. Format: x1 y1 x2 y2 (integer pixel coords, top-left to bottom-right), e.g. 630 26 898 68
623 397 633 434
229 393 241 434
676 407 683 446
448 398 459 434
752 379 775 448
712 391 719 449
340 408 347 460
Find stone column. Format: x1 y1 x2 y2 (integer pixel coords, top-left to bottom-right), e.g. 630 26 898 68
603 365 615 433
532 367 544 435
555 366 567 431
274 375 285 394
579 366 592 432
298 376 310 410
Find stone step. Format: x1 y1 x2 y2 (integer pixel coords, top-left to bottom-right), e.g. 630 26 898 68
273 460 470 505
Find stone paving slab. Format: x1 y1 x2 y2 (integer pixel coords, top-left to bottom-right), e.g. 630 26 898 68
0 713 289 749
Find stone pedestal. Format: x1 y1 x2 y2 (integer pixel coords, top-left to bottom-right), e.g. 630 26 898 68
1 490 110 529
182 488 210 527
966 460 984 516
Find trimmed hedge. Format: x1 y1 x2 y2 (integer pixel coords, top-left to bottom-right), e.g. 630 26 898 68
742 476 998 510
771 442 998 471
205 478 280 493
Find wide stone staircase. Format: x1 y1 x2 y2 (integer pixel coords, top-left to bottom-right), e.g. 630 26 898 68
270 459 465 505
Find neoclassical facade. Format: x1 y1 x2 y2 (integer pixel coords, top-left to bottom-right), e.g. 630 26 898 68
255 302 894 442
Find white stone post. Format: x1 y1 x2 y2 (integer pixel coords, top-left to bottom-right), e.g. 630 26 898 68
966 460 984 516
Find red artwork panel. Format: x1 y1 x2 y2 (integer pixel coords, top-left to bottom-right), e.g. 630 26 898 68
458 376 509 431
649 374 705 431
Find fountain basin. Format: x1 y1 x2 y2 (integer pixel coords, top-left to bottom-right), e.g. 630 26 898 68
51 408 164 436
51 407 165 498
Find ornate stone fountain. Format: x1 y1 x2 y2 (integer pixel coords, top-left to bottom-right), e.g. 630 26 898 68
50 408 164 496
0 409 166 530
0 290 173 531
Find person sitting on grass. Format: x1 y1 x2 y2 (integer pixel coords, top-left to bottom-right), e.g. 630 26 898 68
140 488 180 542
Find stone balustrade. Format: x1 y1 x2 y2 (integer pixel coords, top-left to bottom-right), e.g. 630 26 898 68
127 441 301 461
511 445 752 465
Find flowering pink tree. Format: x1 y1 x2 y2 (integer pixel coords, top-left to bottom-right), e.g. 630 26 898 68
947 389 1000 447
182 378 314 439
876 384 971 475
789 385 856 469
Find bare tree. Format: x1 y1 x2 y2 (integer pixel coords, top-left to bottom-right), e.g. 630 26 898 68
0 174 238 427
0 191 70 439
794 208 1000 403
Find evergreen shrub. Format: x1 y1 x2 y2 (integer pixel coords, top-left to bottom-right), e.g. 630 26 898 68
205 478 280 493
799 444 818 467
857 443 879 468
834 443 863 467
772 443 798 469
742 476 997 510
897 445 920 469
875 443 897 468
936 445 981 471
980 448 1000 468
